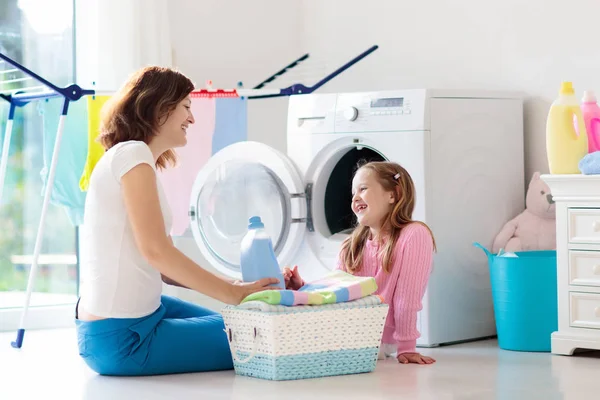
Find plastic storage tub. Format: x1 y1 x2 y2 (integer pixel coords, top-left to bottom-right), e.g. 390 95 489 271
475 243 558 352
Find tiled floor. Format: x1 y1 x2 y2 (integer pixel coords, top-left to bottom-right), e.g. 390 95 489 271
1 328 599 400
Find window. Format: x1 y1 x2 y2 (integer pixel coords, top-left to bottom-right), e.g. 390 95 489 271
0 0 78 331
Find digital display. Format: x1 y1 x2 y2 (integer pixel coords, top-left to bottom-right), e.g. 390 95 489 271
370 97 404 108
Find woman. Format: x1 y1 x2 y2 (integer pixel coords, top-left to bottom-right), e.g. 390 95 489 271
76 66 278 376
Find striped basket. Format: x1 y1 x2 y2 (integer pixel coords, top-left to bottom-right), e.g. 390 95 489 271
221 296 389 381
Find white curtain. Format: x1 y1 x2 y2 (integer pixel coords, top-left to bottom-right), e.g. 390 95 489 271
75 0 172 91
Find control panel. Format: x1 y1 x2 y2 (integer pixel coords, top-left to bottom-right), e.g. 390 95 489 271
335 90 428 133
287 90 430 137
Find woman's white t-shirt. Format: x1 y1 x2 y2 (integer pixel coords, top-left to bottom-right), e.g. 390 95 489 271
79 140 173 318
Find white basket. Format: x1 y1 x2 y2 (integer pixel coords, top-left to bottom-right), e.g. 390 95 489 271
222 299 389 381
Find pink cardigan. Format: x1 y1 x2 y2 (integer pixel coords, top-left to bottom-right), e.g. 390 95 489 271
336 223 434 354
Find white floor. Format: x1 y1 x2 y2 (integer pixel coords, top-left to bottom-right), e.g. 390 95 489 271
1 328 599 400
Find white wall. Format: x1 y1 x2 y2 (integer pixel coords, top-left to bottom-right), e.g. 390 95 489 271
301 0 600 179
78 0 600 178
77 0 302 154
168 0 304 153
75 0 173 91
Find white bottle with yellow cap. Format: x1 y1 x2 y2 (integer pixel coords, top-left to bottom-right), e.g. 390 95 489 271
546 82 588 174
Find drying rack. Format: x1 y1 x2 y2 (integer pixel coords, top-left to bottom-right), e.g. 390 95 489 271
0 44 378 349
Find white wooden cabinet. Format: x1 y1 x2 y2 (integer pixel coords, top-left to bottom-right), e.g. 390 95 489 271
542 174 600 355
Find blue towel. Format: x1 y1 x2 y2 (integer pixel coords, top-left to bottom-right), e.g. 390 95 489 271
579 151 600 175
212 98 247 154
39 98 88 226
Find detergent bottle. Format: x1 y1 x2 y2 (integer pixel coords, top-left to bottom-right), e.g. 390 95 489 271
240 216 285 289
581 90 600 153
546 82 588 174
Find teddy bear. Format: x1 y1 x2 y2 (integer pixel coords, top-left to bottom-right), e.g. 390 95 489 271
492 172 556 253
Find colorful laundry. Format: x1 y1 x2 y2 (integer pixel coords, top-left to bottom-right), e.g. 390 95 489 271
236 293 384 313
212 98 247 154
39 98 88 226
157 96 216 236
157 95 248 236
79 95 111 191
241 270 378 306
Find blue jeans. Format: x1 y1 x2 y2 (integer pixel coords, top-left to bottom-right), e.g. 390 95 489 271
76 295 234 376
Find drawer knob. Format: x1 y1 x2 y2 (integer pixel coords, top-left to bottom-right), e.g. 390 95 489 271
594 221 600 232
595 265 600 275
596 307 600 318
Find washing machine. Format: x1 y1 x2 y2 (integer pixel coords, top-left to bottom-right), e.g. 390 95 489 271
172 89 524 347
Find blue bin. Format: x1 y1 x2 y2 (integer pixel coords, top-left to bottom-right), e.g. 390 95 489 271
474 243 558 352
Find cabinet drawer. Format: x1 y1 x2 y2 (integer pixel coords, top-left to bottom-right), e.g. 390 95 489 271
568 209 600 244
570 292 600 329
569 251 600 287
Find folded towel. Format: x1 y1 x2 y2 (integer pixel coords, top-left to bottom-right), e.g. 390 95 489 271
579 151 600 174
241 270 378 306
237 294 384 313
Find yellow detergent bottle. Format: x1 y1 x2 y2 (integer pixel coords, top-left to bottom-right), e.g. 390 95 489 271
546 82 588 174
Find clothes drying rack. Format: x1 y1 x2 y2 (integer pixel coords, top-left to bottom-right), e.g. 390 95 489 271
0 44 378 349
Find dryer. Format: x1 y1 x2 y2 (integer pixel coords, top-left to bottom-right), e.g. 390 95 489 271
174 89 524 347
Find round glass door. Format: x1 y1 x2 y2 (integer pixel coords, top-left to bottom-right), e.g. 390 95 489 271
189 141 306 278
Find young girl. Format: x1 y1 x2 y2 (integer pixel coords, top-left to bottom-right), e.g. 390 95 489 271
284 161 436 365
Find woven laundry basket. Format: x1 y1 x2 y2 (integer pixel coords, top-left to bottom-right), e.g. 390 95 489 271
221 296 389 381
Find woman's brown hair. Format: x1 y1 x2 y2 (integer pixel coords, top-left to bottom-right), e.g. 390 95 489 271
340 161 436 274
98 66 195 169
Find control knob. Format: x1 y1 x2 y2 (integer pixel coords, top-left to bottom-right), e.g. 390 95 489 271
344 107 358 121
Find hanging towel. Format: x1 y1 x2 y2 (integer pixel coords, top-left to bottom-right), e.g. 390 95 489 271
158 96 216 236
79 95 111 191
212 97 247 154
39 98 88 226
241 270 379 306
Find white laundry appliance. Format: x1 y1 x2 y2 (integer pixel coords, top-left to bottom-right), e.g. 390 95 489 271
172 89 524 347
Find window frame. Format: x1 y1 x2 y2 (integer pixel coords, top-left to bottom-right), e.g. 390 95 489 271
0 0 79 333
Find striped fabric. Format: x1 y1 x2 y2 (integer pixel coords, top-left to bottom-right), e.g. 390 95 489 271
240 270 378 307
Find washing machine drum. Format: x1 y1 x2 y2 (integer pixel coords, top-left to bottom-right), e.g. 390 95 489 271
192 159 291 271
323 147 385 235
188 141 385 277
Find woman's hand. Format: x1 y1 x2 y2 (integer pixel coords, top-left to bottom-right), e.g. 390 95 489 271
397 352 436 365
226 277 280 305
283 265 304 290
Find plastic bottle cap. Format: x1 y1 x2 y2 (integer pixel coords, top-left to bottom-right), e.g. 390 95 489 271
583 90 597 103
248 216 264 229
560 82 575 95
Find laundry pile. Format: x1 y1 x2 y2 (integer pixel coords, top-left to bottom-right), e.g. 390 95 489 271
240 270 380 307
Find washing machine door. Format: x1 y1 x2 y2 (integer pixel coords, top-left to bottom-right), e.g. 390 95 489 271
188 141 306 279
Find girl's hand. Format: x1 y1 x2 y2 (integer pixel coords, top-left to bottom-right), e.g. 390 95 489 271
397 352 436 365
283 265 304 290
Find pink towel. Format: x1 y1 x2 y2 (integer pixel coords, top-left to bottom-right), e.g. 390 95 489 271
158 97 215 236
